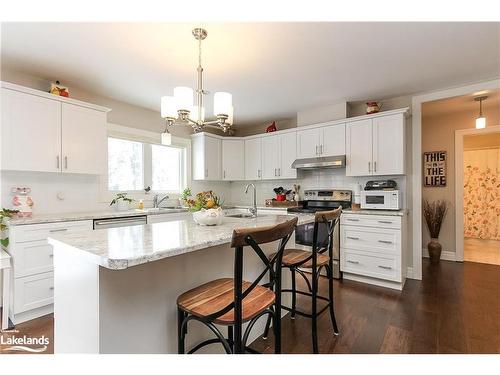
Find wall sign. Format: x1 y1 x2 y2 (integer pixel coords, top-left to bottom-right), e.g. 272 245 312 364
423 151 447 187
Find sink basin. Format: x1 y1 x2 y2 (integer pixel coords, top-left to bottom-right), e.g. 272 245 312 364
225 213 267 218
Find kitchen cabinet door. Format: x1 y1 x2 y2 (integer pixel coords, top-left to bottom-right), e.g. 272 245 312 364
244 138 262 180
372 113 405 175
222 139 245 180
61 103 107 175
261 135 280 179
1 88 62 173
321 123 345 157
346 119 373 176
297 127 320 159
279 132 297 179
192 134 221 180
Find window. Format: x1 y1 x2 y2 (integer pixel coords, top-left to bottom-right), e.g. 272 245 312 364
107 137 186 194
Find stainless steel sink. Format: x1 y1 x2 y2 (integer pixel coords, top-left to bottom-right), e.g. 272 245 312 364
225 213 267 218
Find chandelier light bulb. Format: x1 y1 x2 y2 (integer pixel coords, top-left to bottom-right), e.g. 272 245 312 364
476 116 486 129
214 92 233 116
174 87 194 112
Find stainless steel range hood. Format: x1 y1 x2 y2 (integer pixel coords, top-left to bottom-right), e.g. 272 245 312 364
291 155 346 170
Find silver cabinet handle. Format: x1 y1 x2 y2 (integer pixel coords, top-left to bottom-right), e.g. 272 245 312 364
346 218 359 222
64 156 68 169
368 162 371 173
378 265 392 270
223 170 226 179
49 286 54 290
378 220 393 224
49 254 54 258
56 155 60 169
347 260 360 264
49 228 68 233
374 161 377 173
205 169 208 178
315 145 319 155
258 169 261 178
347 236 359 240
378 240 393 244
320 145 323 155
278 168 281 177
274 168 277 177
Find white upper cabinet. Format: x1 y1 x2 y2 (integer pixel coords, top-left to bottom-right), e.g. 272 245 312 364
222 139 244 181
244 138 262 180
321 123 345 157
297 127 320 159
61 103 107 175
279 131 297 179
1 88 62 173
346 113 405 177
1 83 110 175
372 113 405 176
192 133 222 180
261 135 280 179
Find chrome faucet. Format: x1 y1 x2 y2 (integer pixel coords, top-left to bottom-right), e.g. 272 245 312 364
153 194 169 208
245 183 257 218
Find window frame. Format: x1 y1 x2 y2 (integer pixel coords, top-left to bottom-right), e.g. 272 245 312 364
100 123 191 203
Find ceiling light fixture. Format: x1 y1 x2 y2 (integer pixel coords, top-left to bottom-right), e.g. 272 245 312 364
474 96 487 129
160 28 233 144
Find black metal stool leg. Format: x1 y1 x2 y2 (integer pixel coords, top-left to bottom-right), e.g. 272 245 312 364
290 267 296 319
228 325 234 349
311 266 319 354
326 265 339 335
177 307 186 354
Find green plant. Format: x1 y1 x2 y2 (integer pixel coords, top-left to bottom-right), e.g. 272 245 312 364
1 208 19 248
423 199 448 238
181 188 223 212
110 193 134 206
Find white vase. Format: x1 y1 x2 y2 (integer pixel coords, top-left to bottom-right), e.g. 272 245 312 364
192 208 223 226
115 200 131 212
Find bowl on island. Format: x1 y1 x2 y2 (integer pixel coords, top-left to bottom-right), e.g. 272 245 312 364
192 207 223 226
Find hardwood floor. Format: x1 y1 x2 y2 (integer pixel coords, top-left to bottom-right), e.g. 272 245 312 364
464 237 500 265
1 259 499 354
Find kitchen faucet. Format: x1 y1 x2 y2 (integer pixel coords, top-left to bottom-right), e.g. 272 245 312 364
153 194 169 208
245 183 257 218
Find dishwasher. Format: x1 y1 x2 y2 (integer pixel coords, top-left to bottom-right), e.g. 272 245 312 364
93 215 147 229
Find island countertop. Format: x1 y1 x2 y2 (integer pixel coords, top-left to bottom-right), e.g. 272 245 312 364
48 213 314 270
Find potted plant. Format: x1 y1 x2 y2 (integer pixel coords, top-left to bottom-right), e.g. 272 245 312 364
182 188 223 226
1 208 19 249
110 193 134 212
423 199 448 263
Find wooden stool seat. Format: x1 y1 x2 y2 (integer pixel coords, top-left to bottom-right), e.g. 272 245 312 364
270 249 330 268
177 278 275 325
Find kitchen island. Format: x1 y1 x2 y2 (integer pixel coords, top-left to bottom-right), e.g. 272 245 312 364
48 213 314 354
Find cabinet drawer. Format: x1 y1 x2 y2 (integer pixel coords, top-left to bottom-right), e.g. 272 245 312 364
13 240 53 278
341 214 401 229
14 272 54 314
341 250 401 282
341 226 400 255
13 220 93 243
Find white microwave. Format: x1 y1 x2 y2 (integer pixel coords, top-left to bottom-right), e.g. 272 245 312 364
360 190 401 210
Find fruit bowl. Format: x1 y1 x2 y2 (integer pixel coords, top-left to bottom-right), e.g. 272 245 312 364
192 207 223 226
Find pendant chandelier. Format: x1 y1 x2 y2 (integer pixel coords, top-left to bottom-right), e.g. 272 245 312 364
474 96 487 129
161 28 233 144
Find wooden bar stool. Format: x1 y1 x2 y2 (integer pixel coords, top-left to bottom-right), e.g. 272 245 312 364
264 208 341 353
176 217 298 354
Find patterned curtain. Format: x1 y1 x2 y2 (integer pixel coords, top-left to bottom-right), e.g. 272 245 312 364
463 148 500 240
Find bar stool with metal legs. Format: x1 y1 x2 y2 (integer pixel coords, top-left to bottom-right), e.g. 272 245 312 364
176 217 298 354
264 207 341 353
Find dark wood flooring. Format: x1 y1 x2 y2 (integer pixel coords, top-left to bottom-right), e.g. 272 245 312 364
1 259 499 354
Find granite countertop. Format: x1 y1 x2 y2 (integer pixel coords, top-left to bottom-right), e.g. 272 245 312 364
47 213 314 270
342 208 408 217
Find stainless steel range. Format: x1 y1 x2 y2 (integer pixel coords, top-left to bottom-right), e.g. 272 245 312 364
287 189 352 279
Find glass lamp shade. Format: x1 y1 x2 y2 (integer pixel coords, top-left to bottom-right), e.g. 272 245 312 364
161 96 177 119
174 87 194 111
189 106 205 122
476 116 486 129
214 92 232 116
161 132 172 146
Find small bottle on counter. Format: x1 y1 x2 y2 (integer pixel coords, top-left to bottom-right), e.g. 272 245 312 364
138 200 144 210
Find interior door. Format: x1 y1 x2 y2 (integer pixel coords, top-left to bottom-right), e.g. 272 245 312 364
222 139 244 180
62 103 106 174
279 132 297 179
244 138 262 180
346 119 373 176
1 89 61 173
297 127 320 159
321 123 346 157
372 113 405 175
261 135 280 179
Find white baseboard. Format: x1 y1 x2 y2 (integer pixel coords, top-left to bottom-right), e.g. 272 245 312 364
422 248 456 261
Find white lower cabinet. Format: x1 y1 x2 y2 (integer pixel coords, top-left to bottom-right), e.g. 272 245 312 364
340 213 405 290
8 220 93 323
147 213 189 224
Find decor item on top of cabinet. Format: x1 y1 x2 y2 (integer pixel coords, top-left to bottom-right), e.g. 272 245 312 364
50 81 70 97
366 101 382 114
423 151 447 187
11 187 33 218
423 199 449 263
110 193 135 212
293 184 301 201
266 121 277 133
181 188 224 226
1 208 19 248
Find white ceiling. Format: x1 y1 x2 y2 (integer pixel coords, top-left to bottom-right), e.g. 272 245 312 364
1 22 499 126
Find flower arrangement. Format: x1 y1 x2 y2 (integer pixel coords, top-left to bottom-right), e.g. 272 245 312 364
1 208 19 248
110 193 135 211
423 199 448 263
181 188 222 212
